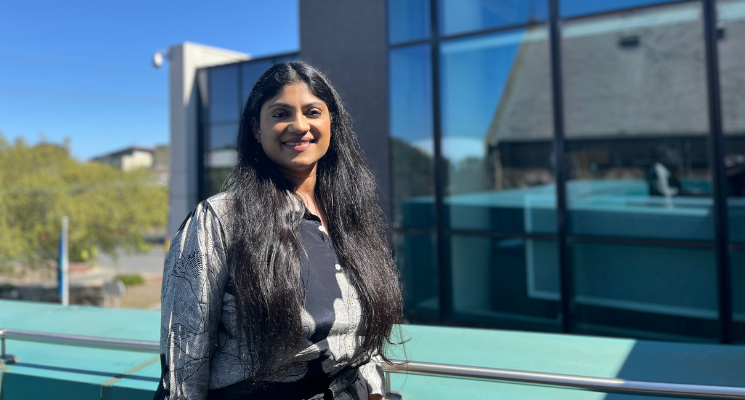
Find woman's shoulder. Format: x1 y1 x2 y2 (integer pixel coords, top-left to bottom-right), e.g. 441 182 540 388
203 191 234 215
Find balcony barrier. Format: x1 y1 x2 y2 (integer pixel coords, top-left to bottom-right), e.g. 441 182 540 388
2 328 745 399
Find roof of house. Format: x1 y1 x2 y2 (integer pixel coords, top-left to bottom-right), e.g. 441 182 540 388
90 146 154 161
486 0 745 145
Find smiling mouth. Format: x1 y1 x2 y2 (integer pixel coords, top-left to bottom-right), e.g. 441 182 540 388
282 139 316 150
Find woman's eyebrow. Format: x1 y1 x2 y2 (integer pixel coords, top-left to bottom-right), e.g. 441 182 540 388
267 102 293 110
267 101 324 110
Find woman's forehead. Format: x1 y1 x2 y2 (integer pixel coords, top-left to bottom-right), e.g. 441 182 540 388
263 82 327 110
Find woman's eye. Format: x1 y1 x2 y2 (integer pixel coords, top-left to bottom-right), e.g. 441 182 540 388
271 111 287 118
307 109 322 117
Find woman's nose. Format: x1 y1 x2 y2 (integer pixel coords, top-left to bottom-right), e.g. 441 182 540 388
289 112 311 133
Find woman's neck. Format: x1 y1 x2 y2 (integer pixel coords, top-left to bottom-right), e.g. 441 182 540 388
280 165 329 231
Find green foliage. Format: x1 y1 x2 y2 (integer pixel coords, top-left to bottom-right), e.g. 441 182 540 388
115 274 145 286
0 133 168 271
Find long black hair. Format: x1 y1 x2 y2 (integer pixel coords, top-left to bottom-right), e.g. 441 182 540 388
222 61 403 379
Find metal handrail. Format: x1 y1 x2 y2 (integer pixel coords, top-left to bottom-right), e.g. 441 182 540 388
2 328 745 399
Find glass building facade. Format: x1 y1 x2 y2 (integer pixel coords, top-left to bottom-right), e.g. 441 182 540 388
196 53 298 201
389 0 745 344
189 0 745 346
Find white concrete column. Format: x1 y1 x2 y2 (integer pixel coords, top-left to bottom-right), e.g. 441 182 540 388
166 42 250 238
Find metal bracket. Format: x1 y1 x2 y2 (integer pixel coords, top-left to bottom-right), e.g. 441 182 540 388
1 338 18 365
0 353 17 365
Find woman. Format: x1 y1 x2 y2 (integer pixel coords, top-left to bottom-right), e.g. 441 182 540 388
154 61 403 400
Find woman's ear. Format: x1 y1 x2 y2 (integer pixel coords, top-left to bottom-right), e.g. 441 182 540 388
251 118 260 142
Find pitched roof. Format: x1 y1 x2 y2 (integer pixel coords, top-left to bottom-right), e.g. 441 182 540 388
487 0 745 145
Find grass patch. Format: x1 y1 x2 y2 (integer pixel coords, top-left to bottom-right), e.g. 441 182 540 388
115 274 145 287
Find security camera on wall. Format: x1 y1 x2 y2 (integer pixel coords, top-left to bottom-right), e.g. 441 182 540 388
152 52 164 68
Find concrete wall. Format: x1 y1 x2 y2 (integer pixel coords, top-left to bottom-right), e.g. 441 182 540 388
299 0 392 226
166 42 250 237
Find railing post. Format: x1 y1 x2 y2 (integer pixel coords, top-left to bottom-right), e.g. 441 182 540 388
0 335 18 365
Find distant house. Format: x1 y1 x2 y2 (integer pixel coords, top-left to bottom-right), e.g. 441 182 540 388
90 146 170 185
91 147 155 171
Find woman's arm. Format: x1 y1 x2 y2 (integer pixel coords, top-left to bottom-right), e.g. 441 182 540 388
155 201 229 400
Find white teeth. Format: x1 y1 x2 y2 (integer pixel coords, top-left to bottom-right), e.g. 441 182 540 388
284 142 311 146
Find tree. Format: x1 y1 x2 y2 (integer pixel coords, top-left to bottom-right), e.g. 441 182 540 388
0 133 168 271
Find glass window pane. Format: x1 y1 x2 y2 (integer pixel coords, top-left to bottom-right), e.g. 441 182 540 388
388 0 430 44
439 0 548 37
560 0 684 19
273 54 298 64
204 123 239 199
440 28 556 234
240 60 274 108
718 0 745 244
573 242 719 342
449 235 560 330
208 65 240 123
390 45 435 229
732 249 745 343
395 231 438 319
562 1 713 241
208 123 239 152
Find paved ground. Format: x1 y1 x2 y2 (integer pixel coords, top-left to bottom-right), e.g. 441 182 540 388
0 246 167 309
97 245 167 276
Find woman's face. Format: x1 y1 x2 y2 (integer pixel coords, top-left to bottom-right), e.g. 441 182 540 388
253 82 331 176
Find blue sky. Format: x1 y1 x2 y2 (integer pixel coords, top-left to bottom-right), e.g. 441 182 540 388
0 0 298 160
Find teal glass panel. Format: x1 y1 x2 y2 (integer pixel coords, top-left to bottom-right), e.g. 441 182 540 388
717 0 745 244
449 235 560 331
395 231 438 318
560 0 684 18
438 0 548 37
390 44 435 229
208 65 240 123
561 1 713 241
572 242 719 342
439 28 556 233
388 0 430 44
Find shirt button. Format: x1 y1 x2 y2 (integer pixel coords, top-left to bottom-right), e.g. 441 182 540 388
335 264 341 271
318 225 325 232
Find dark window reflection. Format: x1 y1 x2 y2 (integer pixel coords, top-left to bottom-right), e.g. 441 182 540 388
388 0 430 44
390 44 435 229
439 0 547 36
449 235 560 330
717 0 745 244
274 54 298 64
208 123 239 152
204 123 239 199
728 228 745 344
395 232 438 319
560 0 683 18
561 1 713 241
439 28 556 233
241 61 273 107
573 242 718 342
208 65 240 123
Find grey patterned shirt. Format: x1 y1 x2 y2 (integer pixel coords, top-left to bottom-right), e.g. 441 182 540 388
157 192 385 399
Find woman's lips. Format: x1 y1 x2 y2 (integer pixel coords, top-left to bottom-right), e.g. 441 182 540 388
282 140 314 151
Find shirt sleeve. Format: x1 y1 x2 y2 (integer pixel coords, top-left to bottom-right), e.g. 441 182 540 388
157 201 229 400
358 354 386 396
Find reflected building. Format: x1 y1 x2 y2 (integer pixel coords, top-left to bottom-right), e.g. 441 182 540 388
167 0 745 344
